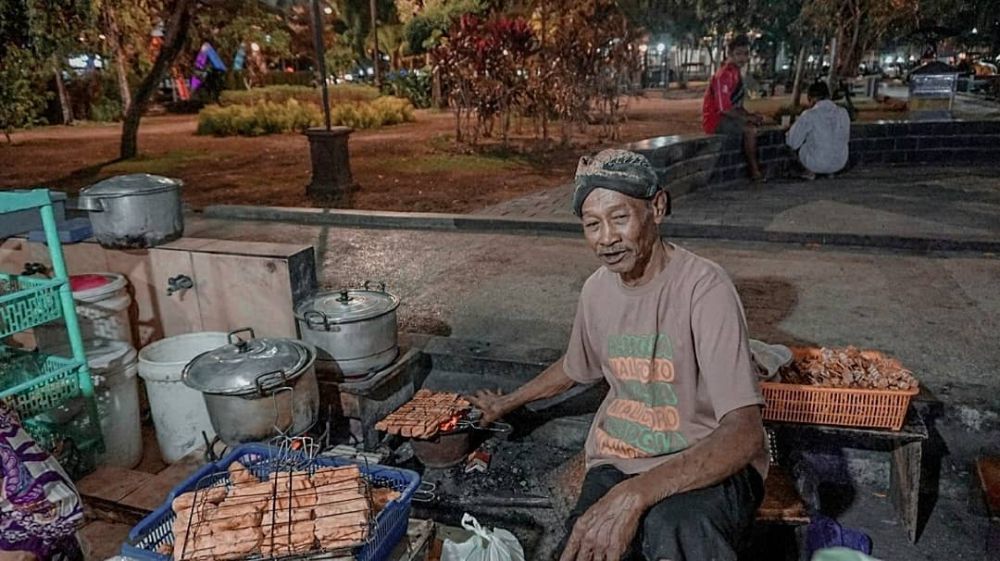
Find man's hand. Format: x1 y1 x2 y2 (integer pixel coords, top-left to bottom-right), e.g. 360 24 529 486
559 481 646 561
750 113 766 127
465 389 509 426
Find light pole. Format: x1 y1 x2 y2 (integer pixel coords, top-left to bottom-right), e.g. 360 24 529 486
657 43 666 87
370 0 381 88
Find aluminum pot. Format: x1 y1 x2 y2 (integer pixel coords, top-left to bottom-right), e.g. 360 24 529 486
295 281 400 378
182 328 319 445
77 174 183 249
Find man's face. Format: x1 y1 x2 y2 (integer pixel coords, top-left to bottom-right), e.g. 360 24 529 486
730 46 750 68
580 188 666 277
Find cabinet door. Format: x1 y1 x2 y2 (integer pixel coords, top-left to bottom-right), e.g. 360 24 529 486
190 251 297 338
149 248 203 337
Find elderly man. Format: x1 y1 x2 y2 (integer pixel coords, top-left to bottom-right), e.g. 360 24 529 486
470 149 767 561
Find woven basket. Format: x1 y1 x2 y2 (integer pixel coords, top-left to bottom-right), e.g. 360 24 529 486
761 382 918 431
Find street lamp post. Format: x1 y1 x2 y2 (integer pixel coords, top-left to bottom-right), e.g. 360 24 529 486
305 0 356 201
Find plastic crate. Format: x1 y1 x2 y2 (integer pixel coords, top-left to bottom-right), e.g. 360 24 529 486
0 273 65 339
761 382 918 431
0 345 85 418
122 443 421 561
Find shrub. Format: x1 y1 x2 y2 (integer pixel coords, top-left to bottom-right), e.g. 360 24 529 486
196 97 414 136
219 84 381 107
381 71 433 108
196 99 323 136
328 97 416 130
89 98 123 122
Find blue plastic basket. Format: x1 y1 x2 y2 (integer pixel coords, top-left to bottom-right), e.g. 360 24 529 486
122 443 420 561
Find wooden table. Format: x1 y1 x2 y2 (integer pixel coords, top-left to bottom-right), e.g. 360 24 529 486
767 407 930 543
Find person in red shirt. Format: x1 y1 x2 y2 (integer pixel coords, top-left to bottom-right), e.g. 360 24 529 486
703 35 766 182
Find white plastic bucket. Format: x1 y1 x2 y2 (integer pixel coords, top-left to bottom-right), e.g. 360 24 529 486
54 338 143 468
36 272 133 349
74 273 132 342
137 332 228 463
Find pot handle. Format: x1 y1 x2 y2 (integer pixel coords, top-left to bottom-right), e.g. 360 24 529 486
228 327 256 350
75 196 106 212
303 310 330 328
254 369 289 396
363 280 387 293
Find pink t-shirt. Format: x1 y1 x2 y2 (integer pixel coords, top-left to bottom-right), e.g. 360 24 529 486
563 244 767 477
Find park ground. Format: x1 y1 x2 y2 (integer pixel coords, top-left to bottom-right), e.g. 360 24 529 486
0 87 907 213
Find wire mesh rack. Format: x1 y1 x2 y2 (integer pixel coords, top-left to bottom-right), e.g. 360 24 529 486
123 440 420 561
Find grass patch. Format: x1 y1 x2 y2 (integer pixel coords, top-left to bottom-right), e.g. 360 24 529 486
104 149 215 175
385 153 529 175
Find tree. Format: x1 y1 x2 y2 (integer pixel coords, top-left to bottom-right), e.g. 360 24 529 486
799 0 920 81
92 0 159 116
121 0 197 159
4 0 94 125
0 46 48 143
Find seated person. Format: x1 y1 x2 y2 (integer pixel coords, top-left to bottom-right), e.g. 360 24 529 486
470 149 768 561
785 81 851 179
1 403 84 561
702 34 767 182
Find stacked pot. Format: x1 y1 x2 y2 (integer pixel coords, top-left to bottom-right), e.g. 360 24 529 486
294 281 401 379
174 282 400 449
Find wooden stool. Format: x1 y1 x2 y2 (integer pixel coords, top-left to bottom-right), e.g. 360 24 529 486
976 456 1000 558
745 466 810 561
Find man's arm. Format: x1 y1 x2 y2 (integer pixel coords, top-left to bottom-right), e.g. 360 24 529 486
560 406 764 561
624 404 763 507
786 111 811 149
467 358 577 424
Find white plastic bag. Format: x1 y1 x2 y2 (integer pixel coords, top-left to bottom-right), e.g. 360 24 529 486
441 513 526 561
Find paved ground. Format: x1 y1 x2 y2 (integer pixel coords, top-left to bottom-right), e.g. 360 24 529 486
478 165 1000 242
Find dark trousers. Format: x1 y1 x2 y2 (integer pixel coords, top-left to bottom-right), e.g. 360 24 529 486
560 464 764 561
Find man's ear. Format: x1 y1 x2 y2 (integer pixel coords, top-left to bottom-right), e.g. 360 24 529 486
652 189 670 224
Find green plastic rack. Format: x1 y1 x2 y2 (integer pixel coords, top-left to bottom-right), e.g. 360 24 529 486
0 189 104 475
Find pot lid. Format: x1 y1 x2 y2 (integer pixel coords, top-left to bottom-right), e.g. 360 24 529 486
295 284 400 325
80 174 182 199
182 333 312 396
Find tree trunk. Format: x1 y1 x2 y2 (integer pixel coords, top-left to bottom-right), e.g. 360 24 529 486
53 58 73 125
791 44 807 107
120 0 195 159
105 9 132 115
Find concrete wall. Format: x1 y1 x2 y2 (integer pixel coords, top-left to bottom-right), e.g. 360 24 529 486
625 120 1000 196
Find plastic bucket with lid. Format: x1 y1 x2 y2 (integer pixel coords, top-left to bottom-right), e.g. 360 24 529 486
52 338 143 468
35 272 133 349
138 332 228 463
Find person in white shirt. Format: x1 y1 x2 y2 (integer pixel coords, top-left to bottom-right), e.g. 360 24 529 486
785 82 851 180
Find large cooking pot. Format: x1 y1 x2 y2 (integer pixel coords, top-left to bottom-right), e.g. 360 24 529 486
77 174 183 249
182 328 319 445
295 281 400 378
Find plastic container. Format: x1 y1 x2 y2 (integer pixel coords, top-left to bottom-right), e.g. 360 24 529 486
137 332 227 463
761 382 918 430
122 443 420 561
86 339 143 468
35 273 134 349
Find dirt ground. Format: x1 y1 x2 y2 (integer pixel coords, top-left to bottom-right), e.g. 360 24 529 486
0 89 903 213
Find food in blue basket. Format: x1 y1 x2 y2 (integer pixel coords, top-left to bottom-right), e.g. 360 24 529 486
162 463 379 560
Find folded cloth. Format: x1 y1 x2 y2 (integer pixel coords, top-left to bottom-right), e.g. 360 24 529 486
749 339 793 381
